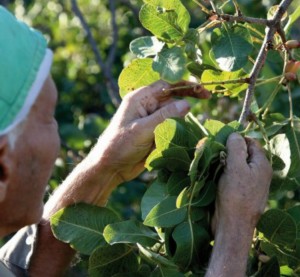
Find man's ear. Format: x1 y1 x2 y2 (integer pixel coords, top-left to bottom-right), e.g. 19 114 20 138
0 136 10 202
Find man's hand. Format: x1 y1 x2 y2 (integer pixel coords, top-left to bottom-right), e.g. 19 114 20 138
206 133 272 277
213 133 273 231
93 80 210 184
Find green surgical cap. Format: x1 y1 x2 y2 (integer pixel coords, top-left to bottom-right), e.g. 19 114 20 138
0 6 53 135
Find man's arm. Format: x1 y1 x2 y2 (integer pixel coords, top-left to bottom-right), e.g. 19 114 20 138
29 81 210 276
205 133 273 277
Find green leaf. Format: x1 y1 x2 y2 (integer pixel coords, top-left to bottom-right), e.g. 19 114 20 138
118 58 160 98
167 172 190 196
130 36 165 58
204 119 240 145
253 256 280 277
140 0 190 41
50 203 119 255
280 265 293 276
210 24 253 71
192 181 217 207
201 69 248 97
89 244 138 277
141 180 167 220
152 47 186 83
154 118 190 151
284 6 300 36
145 147 191 172
103 220 159 247
144 196 187 227
172 222 210 269
257 209 297 247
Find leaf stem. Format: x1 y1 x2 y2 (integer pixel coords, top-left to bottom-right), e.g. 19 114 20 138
239 0 293 124
256 79 284 117
201 78 250 86
191 0 211 15
256 76 282 87
252 116 272 163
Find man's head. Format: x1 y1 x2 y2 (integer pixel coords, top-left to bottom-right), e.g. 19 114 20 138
0 7 60 235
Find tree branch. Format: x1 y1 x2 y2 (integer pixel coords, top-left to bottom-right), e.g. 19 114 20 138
107 0 118 67
71 0 121 107
239 0 293 123
218 14 270 25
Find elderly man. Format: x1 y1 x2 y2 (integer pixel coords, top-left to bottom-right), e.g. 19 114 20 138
0 6 272 277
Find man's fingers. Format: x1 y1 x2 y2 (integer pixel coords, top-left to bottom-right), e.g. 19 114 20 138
142 100 190 132
226 133 248 168
245 138 273 177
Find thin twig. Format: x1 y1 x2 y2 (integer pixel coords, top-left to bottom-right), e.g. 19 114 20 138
219 14 270 25
239 0 293 124
191 0 211 15
162 78 250 93
209 0 217 13
107 0 118 67
232 0 242 16
71 0 121 107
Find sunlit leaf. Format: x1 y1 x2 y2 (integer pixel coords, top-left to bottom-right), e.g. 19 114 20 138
153 47 186 83
118 58 160 97
140 0 190 41
269 134 291 178
201 69 249 97
104 220 159 246
130 36 165 58
210 24 253 71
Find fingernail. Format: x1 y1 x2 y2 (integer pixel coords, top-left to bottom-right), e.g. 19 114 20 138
175 100 190 115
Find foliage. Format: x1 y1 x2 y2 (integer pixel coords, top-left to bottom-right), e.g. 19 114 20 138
46 0 300 276
2 0 300 276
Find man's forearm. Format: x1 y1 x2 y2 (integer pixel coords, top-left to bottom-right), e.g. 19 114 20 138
205 219 254 277
29 144 121 276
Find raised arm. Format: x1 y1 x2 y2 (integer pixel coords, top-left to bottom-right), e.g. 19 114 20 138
29 81 210 276
205 133 272 277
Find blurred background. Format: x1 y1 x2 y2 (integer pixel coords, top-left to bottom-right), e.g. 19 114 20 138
0 0 299 275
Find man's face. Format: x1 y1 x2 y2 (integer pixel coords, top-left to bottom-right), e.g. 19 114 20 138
0 75 60 233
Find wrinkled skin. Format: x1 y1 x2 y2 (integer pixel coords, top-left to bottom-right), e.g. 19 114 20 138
206 133 273 277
